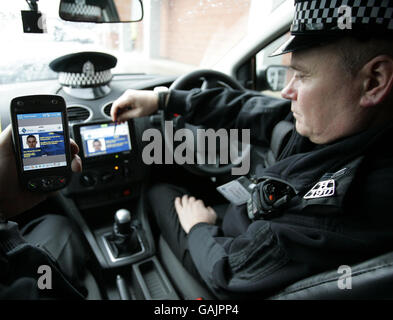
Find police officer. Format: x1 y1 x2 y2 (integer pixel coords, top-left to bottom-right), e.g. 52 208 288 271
111 0 393 299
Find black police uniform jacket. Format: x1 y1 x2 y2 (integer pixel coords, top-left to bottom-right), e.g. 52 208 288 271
165 87 393 299
0 221 85 300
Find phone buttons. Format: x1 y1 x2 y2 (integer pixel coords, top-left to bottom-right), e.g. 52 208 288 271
27 180 39 191
43 176 67 189
55 176 67 188
27 176 67 192
26 178 50 191
40 177 55 190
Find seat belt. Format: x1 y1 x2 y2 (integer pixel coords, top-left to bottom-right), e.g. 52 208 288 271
265 120 294 167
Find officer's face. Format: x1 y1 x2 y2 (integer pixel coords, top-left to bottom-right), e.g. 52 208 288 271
281 44 366 144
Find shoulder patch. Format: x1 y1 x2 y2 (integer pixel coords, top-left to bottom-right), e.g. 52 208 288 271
304 179 335 199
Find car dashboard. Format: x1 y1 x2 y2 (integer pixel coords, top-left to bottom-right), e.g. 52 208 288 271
0 72 190 299
1 73 177 204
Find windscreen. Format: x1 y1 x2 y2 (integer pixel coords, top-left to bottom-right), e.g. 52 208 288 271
17 112 67 171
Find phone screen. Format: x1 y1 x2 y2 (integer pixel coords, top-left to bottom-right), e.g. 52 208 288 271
17 112 67 171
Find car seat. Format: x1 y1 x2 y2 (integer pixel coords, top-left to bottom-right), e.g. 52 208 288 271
158 235 393 300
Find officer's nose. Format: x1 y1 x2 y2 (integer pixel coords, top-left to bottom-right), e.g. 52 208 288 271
281 77 297 101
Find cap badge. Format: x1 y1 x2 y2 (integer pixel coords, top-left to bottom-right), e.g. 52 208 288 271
83 61 95 76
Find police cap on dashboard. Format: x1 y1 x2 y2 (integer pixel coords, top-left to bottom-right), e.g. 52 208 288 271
271 0 393 56
49 51 117 88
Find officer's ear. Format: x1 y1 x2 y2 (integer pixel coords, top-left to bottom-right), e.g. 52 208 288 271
359 55 393 108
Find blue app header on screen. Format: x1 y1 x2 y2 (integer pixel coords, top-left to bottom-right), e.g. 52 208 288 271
17 112 62 120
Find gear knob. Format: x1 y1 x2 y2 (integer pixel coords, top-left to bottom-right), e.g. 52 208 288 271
114 208 131 235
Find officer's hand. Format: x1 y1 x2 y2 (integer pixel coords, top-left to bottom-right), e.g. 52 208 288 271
174 195 217 234
111 89 159 123
0 125 82 220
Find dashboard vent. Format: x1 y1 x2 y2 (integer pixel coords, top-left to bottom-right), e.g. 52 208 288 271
67 106 91 123
103 102 112 117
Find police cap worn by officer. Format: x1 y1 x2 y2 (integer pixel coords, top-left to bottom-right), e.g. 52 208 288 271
271 0 393 56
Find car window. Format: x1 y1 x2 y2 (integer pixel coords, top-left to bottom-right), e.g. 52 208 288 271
256 32 291 97
0 0 256 84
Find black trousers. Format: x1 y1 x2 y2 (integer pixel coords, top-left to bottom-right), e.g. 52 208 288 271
20 214 87 290
148 183 229 281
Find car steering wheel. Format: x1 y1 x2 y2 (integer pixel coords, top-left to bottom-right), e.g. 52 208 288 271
162 69 251 176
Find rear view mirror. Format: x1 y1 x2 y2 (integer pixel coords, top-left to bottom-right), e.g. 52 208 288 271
59 0 143 23
257 65 290 92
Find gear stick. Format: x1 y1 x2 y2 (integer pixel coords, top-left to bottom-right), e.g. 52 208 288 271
107 208 141 258
114 208 132 235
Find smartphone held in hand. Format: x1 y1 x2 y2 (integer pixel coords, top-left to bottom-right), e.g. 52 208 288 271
10 95 72 192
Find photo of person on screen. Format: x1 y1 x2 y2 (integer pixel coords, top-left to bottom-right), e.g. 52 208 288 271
23 134 40 149
93 139 102 152
88 138 106 154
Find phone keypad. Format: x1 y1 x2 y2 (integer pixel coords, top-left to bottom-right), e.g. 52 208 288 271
27 176 67 192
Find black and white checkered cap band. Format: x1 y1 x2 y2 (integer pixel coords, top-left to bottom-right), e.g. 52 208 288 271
60 2 102 19
59 70 112 88
292 0 393 34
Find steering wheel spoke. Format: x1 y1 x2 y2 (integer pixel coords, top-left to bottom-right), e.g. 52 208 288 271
201 77 218 90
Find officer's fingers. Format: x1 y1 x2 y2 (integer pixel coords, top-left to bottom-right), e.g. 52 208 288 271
111 93 135 121
70 139 79 155
207 207 217 225
176 195 184 206
207 206 217 216
69 139 82 173
111 103 131 122
182 194 190 206
174 197 183 213
188 196 196 203
116 108 142 122
71 154 82 173
110 98 123 120
195 199 205 207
